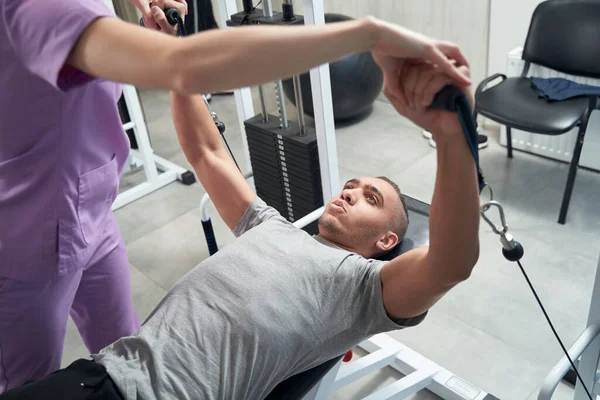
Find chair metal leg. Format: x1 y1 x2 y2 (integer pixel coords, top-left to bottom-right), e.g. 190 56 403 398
558 125 586 224
506 126 513 158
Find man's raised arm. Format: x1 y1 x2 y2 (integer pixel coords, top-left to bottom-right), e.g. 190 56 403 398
170 92 256 230
379 61 480 320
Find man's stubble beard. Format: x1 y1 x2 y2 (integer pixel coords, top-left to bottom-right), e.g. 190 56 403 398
318 214 340 236
318 214 369 244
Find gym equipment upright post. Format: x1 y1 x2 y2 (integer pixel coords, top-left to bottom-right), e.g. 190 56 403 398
538 252 600 400
106 0 196 211
225 0 325 234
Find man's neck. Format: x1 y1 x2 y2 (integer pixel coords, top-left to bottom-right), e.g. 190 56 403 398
315 233 363 255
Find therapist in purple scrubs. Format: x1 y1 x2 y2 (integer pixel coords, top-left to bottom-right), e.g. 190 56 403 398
0 0 187 392
0 0 471 392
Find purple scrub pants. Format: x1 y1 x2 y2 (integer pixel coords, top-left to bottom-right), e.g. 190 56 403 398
0 215 140 392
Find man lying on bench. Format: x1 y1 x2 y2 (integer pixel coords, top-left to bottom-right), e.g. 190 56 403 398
1 58 480 400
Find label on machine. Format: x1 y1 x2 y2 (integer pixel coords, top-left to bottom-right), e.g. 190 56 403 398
445 376 481 399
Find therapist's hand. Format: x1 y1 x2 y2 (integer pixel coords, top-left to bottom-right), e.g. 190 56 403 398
129 0 187 31
369 18 470 104
151 0 187 36
383 59 473 138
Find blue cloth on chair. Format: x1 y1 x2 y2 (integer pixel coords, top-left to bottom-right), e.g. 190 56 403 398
530 77 600 101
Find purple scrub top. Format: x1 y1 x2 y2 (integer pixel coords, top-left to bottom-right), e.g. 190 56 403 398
0 0 131 280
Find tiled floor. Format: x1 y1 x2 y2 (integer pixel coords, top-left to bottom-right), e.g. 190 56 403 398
61 88 600 399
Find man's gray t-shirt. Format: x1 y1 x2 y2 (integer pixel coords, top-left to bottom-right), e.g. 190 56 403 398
93 197 426 400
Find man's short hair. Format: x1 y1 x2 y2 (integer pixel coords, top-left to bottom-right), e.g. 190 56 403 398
377 176 409 240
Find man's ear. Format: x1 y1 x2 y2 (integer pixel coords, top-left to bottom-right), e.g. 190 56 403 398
375 231 399 253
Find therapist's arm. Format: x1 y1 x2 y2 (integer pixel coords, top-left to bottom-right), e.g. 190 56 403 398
66 14 470 96
67 16 376 94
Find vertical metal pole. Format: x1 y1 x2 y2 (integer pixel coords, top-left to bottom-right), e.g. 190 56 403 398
105 0 160 184
302 0 339 202
266 0 287 129
282 0 295 21
256 0 273 124
216 0 256 175
292 75 306 135
262 0 273 17
122 84 160 183
275 80 289 129
258 86 269 123
574 253 600 399
242 0 253 13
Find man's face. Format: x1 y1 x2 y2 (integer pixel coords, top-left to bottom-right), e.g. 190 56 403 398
318 177 402 256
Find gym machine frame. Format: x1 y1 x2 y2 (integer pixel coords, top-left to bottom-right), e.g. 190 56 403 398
105 0 196 211
208 0 496 397
537 253 600 400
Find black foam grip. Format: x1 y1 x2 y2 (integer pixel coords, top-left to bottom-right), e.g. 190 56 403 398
165 8 179 25
139 8 179 27
430 85 465 111
202 219 219 255
429 85 487 193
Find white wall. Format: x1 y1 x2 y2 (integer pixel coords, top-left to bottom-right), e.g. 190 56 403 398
487 0 544 76
216 0 491 90
324 0 491 89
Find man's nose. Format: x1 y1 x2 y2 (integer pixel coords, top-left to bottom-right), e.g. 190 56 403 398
342 189 355 205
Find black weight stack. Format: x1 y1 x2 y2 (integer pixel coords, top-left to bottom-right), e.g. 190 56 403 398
229 6 322 234
245 115 323 235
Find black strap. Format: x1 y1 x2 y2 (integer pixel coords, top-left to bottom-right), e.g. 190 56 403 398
430 86 487 193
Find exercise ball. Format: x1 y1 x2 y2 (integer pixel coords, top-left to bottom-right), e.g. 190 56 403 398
282 13 384 122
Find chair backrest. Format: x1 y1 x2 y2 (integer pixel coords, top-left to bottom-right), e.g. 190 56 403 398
522 0 600 79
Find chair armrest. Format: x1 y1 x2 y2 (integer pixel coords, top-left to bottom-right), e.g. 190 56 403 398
475 73 507 98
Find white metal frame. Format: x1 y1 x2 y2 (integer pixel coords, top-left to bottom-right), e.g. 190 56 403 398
573 255 600 400
537 254 600 400
215 0 256 189
112 84 192 210
303 334 493 400
300 0 340 202
105 0 193 211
